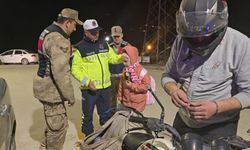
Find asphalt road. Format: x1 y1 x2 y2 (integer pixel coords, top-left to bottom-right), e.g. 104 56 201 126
0 64 249 150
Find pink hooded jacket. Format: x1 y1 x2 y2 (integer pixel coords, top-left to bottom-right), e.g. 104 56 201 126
117 45 151 112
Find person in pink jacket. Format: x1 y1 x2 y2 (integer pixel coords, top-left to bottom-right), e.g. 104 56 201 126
117 45 151 112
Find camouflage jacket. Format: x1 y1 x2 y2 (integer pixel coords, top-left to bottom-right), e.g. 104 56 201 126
33 23 75 104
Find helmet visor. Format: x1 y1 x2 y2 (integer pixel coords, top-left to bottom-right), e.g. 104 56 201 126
176 10 228 38
183 30 221 48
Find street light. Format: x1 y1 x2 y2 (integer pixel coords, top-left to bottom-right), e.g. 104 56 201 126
146 44 152 50
105 36 111 42
144 44 154 54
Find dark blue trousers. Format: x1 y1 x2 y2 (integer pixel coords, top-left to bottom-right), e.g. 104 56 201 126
81 87 112 136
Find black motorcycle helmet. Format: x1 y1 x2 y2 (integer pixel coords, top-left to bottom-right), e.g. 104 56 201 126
176 0 228 55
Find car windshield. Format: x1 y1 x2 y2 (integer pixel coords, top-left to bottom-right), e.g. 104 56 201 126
1 50 14 55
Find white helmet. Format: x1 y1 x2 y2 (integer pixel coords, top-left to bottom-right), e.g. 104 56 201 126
176 0 228 55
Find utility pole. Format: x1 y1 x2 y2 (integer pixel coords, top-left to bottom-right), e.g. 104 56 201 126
142 0 180 64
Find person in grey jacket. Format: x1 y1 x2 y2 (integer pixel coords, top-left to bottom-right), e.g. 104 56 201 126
161 0 250 143
33 8 83 150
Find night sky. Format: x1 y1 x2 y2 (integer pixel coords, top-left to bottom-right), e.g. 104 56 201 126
0 0 249 53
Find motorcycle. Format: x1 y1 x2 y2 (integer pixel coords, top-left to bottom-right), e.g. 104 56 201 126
79 88 250 150
124 88 250 150
122 87 181 150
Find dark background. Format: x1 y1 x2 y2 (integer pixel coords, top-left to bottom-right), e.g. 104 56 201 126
0 0 249 53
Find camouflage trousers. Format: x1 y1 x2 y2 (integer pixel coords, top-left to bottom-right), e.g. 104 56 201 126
40 101 68 150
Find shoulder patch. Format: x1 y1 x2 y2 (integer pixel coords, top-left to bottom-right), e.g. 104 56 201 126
56 37 70 53
99 43 104 49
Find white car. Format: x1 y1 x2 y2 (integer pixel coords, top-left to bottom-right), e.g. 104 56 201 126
0 49 38 65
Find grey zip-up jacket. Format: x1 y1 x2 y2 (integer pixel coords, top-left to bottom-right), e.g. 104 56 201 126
162 27 250 128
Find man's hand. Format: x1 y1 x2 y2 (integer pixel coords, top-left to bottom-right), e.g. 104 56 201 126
170 88 189 108
164 82 189 108
88 81 96 91
188 101 217 121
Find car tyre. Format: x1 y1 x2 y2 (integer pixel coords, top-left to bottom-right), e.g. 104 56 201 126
21 58 29 65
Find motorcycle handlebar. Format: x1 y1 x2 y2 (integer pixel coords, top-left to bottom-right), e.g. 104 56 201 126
129 115 182 142
129 116 148 126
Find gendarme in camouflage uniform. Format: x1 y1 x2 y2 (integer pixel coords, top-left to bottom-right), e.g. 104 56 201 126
33 8 83 150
